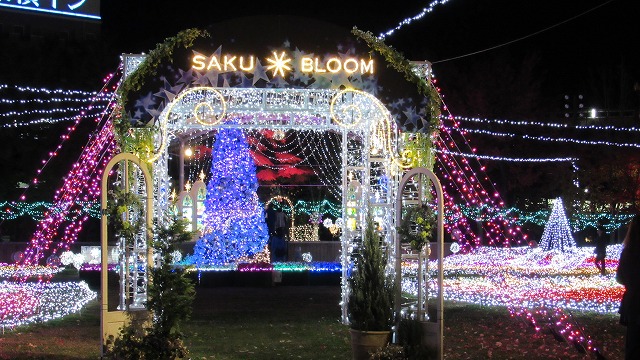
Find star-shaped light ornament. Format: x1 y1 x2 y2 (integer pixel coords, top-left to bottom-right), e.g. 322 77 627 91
176 68 196 85
252 59 270 86
329 72 353 89
403 106 422 129
266 51 292 78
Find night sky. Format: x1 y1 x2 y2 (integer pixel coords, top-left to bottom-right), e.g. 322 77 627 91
100 0 640 113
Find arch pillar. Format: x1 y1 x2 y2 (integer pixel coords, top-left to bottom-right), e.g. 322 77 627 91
395 167 444 360
100 152 153 355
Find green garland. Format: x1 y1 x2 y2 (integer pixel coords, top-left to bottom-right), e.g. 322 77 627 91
106 188 146 245
402 132 435 169
397 205 436 251
351 28 441 134
115 28 210 142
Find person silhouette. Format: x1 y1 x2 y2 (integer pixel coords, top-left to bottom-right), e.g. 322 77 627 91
616 214 640 360
594 225 608 275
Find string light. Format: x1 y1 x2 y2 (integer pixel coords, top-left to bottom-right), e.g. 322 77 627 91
0 264 61 278
191 127 270 266
0 201 100 221
426 70 531 249
538 198 577 251
456 203 634 232
434 148 578 163
1 106 94 118
1 112 106 128
378 0 452 40
401 246 623 314
451 125 640 148
19 72 120 266
451 115 640 133
0 83 99 96
0 281 96 329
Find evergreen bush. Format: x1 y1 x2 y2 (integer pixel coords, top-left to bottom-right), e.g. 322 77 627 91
347 215 396 331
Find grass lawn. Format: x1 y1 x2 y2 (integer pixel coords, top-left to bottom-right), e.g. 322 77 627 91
0 284 626 359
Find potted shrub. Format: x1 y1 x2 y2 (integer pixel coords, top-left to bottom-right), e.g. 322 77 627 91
348 214 396 360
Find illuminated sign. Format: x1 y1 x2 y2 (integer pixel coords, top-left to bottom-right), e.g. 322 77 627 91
0 0 101 20
192 51 374 77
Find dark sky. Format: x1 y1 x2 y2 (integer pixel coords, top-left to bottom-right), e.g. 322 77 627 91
100 0 639 113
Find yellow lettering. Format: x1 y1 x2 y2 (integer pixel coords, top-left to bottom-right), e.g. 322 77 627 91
360 59 374 74
314 58 326 73
326 57 342 73
193 51 374 76
207 56 222 71
192 54 206 71
239 56 255 71
223 55 237 71
301 57 314 73
343 58 358 73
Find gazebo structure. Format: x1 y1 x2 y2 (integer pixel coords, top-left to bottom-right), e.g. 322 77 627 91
102 15 439 335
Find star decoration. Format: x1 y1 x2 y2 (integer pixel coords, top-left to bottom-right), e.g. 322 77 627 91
176 68 196 85
252 59 270 86
266 51 292 78
403 106 422 129
328 72 353 90
239 73 254 88
135 91 155 109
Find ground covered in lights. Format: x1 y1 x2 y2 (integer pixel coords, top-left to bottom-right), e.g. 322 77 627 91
0 279 95 329
404 245 625 314
0 245 625 331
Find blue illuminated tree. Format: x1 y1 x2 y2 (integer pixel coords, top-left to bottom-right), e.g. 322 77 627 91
538 197 576 252
192 128 269 266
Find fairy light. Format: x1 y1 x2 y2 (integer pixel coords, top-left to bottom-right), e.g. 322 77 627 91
0 200 100 221
423 68 529 250
1 106 95 118
451 125 640 148
378 0 452 40
400 246 624 314
451 115 640 133
0 264 61 278
13 73 117 202
538 198 577 252
0 83 99 96
0 84 109 129
1 112 107 128
19 72 120 266
0 281 96 329
179 261 341 273
292 224 320 242
21 119 116 265
455 203 634 232
434 148 578 163
191 127 270 266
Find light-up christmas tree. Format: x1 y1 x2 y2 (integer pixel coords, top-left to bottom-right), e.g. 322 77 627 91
538 197 576 252
192 128 269 266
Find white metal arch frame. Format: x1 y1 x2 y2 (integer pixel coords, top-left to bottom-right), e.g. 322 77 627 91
395 167 444 360
147 86 409 322
100 152 153 356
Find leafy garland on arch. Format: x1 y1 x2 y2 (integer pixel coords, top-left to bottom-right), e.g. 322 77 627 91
106 188 146 245
397 204 436 251
114 28 210 144
402 132 436 169
351 28 441 135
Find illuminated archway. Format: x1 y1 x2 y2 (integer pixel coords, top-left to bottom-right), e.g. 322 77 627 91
143 85 407 322
264 195 296 240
